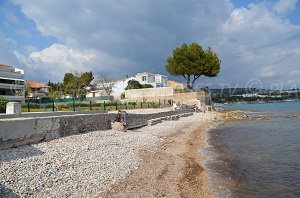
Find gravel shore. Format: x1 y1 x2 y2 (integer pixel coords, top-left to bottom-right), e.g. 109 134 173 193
0 111 220 197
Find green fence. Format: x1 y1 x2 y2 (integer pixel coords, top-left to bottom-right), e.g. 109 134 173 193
21 100 163 113
26 96 113 104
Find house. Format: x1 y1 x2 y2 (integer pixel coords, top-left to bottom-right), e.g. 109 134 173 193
167 80 185 89
27 81 49 99
111 77 136 99
135 72 168 88
86 72 169 100
111 73 168 99
86 89 108 98
0 63 25 102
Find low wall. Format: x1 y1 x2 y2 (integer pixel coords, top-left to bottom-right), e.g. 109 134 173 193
0 109 191 150
125 109 190 129
0 110 107 119
125 87 174 102
125 88 208 107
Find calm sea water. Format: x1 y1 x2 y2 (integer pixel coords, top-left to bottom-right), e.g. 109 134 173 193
203 102 300 198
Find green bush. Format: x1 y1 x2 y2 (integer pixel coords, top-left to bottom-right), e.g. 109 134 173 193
0 96 9 113
174 88 189 93
128 102 137 105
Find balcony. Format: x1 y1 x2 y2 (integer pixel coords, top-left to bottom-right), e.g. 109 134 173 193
0 83 24 90
0 95 25 102
0 70 24 80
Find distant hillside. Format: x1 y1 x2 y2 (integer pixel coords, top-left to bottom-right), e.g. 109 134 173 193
211 88 300 103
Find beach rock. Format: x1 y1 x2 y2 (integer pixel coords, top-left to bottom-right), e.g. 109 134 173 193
287 115 300 119
111 122 126 131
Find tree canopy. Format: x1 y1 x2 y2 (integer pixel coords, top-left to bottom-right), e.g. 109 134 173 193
125 79 153 90
166 42 221 89
63 71 94 97
47 81 64 99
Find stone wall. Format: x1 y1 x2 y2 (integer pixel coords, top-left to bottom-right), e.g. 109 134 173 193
125 109 191 129
125 87 174 102
0 113 115 150
0 110 192 150
125 87 208 107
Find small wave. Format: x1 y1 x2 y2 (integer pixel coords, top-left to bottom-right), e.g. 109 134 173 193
245 111 269 114
202 127 233 198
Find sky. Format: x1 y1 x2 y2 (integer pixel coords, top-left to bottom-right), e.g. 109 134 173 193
0 0 299 89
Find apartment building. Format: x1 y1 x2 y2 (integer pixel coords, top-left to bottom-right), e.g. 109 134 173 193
0 64 25 102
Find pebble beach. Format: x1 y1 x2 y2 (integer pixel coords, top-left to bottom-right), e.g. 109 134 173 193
0 110 220 197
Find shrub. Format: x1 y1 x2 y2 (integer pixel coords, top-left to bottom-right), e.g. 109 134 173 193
174 88 189 93
0 96 9 113
128 102 137 105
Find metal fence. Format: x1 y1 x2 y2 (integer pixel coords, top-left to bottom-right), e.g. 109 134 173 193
25 96 113 104
21 100 170 112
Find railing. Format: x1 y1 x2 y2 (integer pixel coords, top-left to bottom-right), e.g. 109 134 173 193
26 96 113 104
21 100 166 113
0 70 24 79
0 83 24 89
0 95 24 101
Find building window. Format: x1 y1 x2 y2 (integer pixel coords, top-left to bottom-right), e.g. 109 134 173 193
149 76 155 83
142 76 147 81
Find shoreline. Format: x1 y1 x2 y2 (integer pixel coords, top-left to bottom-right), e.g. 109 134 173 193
102 112 221 197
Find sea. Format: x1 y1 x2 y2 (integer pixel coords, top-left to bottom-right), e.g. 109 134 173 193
203 102 300 198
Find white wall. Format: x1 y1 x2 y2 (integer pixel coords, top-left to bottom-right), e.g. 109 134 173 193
135 72 167 88
155 74 168 87
111 77 136 99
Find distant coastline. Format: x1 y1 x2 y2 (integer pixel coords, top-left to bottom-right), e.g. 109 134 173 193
215 99 300 106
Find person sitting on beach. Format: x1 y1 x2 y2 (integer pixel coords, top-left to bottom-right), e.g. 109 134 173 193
120 110 127 126
115 110 127 126
116 110 122 122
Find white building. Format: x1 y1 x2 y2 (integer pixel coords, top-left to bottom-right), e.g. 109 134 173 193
135 72 168 88
111 77 136 99
26 81 49 99
86 72 168 100
86 77 136 99
0 64 25 102
155 74 168 87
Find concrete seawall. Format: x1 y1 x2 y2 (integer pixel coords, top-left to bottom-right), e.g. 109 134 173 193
0 110 192 150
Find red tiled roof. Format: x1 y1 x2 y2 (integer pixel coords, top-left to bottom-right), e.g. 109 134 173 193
0 63 13 68
27 81 49 88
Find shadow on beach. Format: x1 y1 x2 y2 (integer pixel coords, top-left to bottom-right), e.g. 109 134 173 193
0 184 17 198
0 145 44 162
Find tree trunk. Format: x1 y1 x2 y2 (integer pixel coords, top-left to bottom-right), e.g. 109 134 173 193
186 75 192 90
190 75 201 90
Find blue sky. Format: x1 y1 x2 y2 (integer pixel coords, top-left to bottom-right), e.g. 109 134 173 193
0 1 57 52
0 0 299 89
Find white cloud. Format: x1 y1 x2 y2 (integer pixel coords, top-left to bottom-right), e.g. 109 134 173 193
210 1 300 87
273 0 298 15
9 0 300 88
12 0 233 80
15 44 134 82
